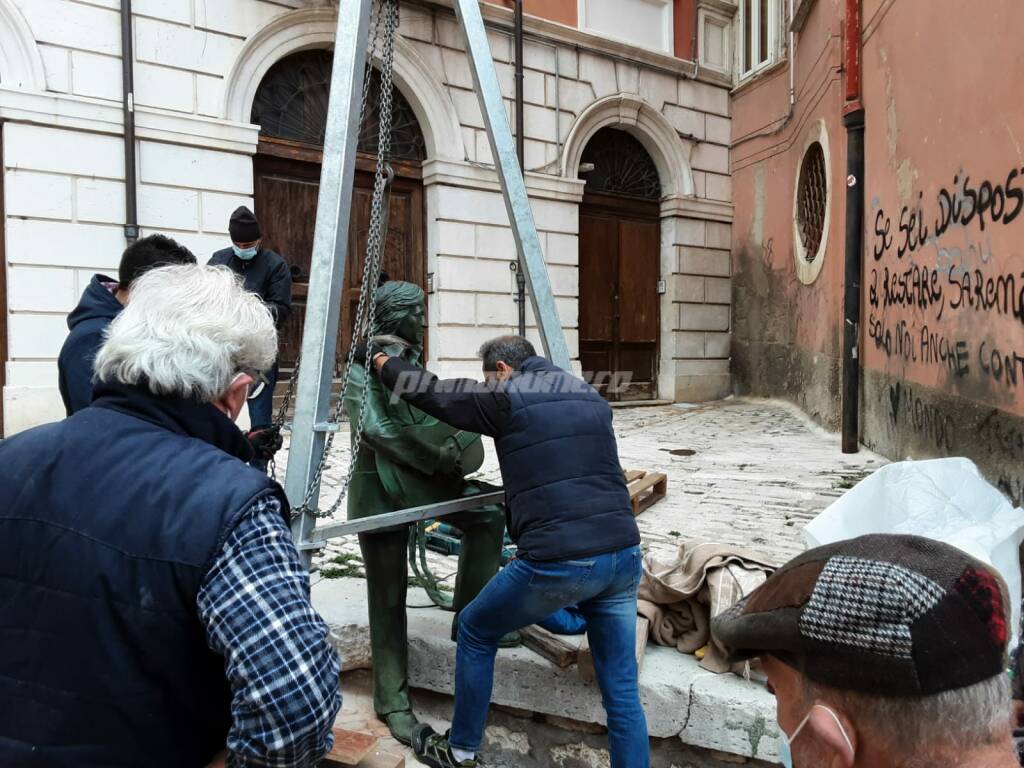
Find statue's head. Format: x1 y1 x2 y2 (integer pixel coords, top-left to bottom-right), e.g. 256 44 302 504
373 280 426 346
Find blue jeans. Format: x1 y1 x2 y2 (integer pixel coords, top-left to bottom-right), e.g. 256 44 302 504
247 361 278 429
451 545 649 768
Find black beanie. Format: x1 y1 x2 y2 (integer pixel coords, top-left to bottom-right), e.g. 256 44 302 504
229 206 261 243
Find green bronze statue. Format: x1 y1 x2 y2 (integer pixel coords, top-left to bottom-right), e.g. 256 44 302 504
344 281 506 745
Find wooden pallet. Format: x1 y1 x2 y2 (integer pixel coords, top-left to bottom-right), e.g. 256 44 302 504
623 469 668 516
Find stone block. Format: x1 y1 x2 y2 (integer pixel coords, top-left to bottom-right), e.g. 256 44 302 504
6 219 123 269
678 79 731 116
165 230 236 260
553 78 597 117
398 3 433 43
680 246 731 277
524 297 578 329
706 221 732 249
476 294 518 327
5 171 73 220
679 303 730 332
135 0 191 25
194 0 288 37
524 104 558 142
138 184 200 231
671 218 706 248
493 61 515 99
9 313 69 359
7 360 59 388
691 142 730 175
436 326 509 360
487 28 512 63
706 172 733 203
4 385 67 436
674 359 730 375
434 186 507 226
134 17 242 76
39 44 70 93
555 46 577 78
441 48 474 90
77 178 126 224
139 142 253 194
450 88 485 130
705 114 732 145
705 277 732 305
578 52 617 98
135 62 194 113
675 275 705 303
437 256 510 293
544 232 578 266
523 139 555 172
524 40 556 73
432 17 463 50
461 126 477 161
522 67 546 106
663 105 705 140
705 332 732 358
8 266 77 313
674 331 706 358
201 192 252 233
614 61 639 94
196 74 223 117
17 0 120 55
310 577 372 672
674 373 732 403
638 70 678 112
437 221 476 257
475 130 494 165
547 264 578 297
680 671 780 761
70 50 122 101
437 291 477 326
530 197 578 234
5 124 123 179
475 224 517 261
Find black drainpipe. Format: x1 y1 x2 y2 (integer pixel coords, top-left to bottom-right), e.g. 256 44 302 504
513 0 526 336
121 0 139 244
841 109 864 453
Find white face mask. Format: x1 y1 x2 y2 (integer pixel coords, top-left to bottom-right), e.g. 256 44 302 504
778 704 854 768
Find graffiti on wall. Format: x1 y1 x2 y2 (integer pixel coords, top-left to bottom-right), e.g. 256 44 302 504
867 161 1024 396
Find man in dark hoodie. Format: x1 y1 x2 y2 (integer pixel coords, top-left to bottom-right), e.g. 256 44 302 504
209 207 292 469
58 234 196 415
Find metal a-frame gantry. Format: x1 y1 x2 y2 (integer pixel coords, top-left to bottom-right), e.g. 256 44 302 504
285 0 570 565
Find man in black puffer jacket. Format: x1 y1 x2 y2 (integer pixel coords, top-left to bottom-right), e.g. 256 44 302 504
209 206 292 470
364 335 648 768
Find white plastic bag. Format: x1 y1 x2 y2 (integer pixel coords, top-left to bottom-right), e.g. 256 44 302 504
805 458 1024 647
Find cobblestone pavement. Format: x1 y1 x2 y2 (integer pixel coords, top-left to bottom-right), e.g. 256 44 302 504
273 396 886 582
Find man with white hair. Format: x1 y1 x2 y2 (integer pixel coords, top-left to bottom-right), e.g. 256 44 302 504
713 534 1018 768
0 265 341 768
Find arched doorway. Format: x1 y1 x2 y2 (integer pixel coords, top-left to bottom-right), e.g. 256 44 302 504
250 49 427 375
578 127 661 401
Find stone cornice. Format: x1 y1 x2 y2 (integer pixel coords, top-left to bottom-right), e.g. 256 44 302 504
422 157 586 202
661 194 734 222
0 87 260 155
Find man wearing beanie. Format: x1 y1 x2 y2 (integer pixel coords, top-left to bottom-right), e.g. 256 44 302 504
713 534 1018 768
210 206 292 470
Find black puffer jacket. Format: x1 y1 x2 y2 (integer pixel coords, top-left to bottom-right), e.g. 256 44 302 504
209 247 292 327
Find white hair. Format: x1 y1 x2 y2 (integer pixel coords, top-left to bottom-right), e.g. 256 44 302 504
805 673 1013 766
94 264 278 402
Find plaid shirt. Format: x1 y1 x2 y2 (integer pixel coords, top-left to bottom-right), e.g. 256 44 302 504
198 493 341 767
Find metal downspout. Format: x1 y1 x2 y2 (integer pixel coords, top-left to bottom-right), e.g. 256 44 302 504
513 0 526 336
121 0 138 244
841 0 865 453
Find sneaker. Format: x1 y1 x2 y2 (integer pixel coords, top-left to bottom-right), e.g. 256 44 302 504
412 725 481 767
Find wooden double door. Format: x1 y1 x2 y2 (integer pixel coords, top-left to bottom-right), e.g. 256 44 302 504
253 143 425 375
579 192 660 401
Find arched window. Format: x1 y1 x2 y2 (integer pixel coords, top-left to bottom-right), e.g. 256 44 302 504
251 49 426 162
579 127 660 200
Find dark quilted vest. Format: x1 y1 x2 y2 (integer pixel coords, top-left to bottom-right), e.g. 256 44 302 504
495 357 640 561
0 385 286 767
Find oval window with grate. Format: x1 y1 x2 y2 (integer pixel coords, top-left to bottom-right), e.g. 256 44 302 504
793 125 830 284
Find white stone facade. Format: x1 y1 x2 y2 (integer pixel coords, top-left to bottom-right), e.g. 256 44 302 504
0 0 733 434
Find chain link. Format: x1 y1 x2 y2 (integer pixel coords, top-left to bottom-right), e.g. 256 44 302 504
289 0 400 518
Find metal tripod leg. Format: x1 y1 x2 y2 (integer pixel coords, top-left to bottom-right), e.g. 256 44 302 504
453 0 571 370
285 0 372 568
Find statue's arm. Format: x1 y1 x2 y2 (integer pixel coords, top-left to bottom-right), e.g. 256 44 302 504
344 363 446 475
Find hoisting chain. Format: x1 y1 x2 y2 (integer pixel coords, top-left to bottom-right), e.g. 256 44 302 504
286 0 400 519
